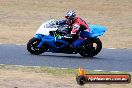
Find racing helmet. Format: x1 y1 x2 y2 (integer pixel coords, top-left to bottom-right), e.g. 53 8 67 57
65 10 76 21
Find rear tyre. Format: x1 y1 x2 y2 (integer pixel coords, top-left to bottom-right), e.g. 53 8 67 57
27 37 48 55
79 38 102 57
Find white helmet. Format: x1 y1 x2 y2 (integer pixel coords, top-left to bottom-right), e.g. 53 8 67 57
65 10 76 21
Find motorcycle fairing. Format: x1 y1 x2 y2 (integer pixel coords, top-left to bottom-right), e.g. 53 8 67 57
80 25 107 38
72 39 86 48
35 34 43 39
37 35 69 49
35 24 107 51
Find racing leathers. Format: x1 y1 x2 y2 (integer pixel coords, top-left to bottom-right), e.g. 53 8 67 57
56 16 90 44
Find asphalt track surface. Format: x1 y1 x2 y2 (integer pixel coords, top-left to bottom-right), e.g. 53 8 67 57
0 44 132 72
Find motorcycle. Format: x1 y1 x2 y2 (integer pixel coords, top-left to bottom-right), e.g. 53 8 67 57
27 19 107 57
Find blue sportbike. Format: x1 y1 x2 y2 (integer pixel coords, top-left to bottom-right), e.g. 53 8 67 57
27 19 107 57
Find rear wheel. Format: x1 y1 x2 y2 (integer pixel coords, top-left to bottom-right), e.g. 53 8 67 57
27 37 48 55
79 38 102 57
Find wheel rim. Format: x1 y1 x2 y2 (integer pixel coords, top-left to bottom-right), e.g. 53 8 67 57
30 40 40 52
88 42 97 53
81 42 97 56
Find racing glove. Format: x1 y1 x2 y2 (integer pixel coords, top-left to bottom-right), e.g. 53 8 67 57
56 34 62 39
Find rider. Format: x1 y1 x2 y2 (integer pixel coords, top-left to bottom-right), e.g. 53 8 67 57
56 10 90 48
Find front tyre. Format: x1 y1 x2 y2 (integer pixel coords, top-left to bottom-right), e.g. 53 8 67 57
79 38 102 57
27 37 48 55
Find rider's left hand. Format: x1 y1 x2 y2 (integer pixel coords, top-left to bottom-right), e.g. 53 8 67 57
56 34 62 39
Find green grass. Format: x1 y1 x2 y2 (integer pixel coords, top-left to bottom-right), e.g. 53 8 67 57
0 64 131 77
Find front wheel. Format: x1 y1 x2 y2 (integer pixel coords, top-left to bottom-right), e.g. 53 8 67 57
79 38 102 57
27 37 48 55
